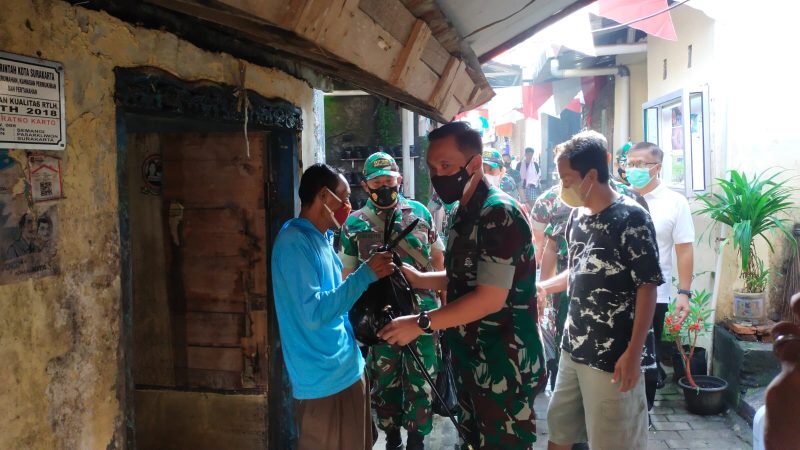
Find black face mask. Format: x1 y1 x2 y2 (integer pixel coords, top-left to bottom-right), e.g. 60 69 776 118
369 185 399 208
430 155 475 204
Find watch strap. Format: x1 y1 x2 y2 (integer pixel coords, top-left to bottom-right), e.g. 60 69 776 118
417 311 434 334
677 289 693 298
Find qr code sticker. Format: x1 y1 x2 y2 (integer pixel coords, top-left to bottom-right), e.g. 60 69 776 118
40 181 53 198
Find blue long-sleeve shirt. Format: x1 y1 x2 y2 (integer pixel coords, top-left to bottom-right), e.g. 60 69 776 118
271 218 376 399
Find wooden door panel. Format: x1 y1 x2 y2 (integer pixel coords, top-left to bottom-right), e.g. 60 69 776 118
181 256 247 301
186 312 244 346
161 131 269 391
187 346 244 372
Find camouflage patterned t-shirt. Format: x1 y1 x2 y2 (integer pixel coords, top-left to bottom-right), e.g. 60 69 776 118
563 194 664 372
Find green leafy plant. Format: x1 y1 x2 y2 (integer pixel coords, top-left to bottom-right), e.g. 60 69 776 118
695 170 797 293
665 290 713 388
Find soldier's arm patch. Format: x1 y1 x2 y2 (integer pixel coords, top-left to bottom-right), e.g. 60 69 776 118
477 203 527 289
477 260 515 289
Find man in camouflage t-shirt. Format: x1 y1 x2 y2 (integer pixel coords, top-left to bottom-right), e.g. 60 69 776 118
537 131 662 450
379 122 545 450
340 152 444 450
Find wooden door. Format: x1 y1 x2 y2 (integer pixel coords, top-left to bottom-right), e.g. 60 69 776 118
128 131 270 449
161 132 269 391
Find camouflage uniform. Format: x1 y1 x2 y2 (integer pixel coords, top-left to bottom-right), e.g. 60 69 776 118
530 186 571 352
428 193 459 248
340 196 443 436
499 174 520 201
445 180 545 449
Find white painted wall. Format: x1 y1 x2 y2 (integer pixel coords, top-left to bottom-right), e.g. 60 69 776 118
642 2 800 328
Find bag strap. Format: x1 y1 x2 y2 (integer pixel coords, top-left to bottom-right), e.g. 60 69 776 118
360 206 432 271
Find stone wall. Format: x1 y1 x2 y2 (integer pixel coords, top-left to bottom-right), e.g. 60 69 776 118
0 1 316 448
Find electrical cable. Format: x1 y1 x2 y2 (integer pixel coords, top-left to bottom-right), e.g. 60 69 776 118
592 0 692 34
464 0 536 39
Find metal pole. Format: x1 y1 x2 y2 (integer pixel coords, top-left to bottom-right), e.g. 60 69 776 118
401 108 415 198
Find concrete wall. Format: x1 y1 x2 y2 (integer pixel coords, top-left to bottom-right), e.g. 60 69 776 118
645 2 800 323
0 1 316 448
646 6 716 99
643 6 719 325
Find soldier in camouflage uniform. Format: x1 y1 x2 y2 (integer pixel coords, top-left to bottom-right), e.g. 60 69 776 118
482 148 520 201
340 152 444 450
379 122 545 450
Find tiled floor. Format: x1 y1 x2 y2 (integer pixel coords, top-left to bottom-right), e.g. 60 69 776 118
374 372 754 449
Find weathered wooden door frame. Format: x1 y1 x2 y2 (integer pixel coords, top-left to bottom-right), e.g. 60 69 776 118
114 67 301 449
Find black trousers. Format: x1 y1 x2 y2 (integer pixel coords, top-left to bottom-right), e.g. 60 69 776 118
646 303 670 410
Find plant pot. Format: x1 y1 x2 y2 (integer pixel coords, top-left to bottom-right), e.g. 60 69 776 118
678 375 728 415
733 291 767 325
671 346 707 383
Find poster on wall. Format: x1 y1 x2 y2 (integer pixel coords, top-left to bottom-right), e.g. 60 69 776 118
0 51 66 151
0 151 59 285
28 153 64 202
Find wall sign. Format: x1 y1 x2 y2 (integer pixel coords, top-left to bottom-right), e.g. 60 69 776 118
0 51 66 151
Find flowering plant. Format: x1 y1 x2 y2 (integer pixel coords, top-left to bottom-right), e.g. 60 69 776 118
664 290 713 388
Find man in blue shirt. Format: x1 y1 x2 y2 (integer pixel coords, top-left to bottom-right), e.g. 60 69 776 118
272 163 395 450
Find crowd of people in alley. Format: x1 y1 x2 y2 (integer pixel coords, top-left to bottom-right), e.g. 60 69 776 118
270 122 797 450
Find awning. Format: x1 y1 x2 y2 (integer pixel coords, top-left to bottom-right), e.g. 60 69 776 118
74 0 588 121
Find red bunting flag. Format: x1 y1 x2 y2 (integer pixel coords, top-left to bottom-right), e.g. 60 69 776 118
521 84 553 120
597 0 677 41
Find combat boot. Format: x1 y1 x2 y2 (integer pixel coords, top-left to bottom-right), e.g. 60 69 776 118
386 427 403 450
406 430 425 450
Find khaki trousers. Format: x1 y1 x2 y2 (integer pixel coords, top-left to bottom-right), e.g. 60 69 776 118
294 375 373 450
547 354 648 450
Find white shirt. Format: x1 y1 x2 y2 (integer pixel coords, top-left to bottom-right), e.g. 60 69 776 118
519 159 540 187
642 182 695 304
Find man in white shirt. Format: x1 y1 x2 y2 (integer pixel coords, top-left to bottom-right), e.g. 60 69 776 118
518 147 541 210
626 142 694 410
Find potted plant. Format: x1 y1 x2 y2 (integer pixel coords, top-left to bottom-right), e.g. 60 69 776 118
666 290 729 415
695 170 797 325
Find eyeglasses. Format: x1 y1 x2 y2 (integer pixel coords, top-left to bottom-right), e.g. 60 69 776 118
623 161 660 169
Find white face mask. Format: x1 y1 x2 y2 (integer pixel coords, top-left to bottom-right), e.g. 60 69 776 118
485 174 500 187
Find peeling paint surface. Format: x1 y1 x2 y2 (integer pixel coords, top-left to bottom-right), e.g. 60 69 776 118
0 1 316 448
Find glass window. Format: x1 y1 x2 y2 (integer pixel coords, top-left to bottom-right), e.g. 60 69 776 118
660 100 685 190
642 88 708 195
689 92 706 191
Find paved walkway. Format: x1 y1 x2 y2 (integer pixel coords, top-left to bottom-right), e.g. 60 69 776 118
374 373 754 449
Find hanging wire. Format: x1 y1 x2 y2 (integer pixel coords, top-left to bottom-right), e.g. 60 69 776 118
234 61 251 159
592 0 692 34
464 0 536 39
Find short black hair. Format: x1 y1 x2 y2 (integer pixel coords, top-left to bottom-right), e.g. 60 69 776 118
37 214 52 229
428 121 482 155
556 130 610 183
630 141 664 163
299 163 342 206
18 213 31 230
525 147 535 154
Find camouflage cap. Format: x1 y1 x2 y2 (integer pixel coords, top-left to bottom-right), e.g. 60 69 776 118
482 148 502 169
363 152 401 180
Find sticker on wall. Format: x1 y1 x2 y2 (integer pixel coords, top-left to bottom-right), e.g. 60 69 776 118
28 153 64 202
141 154 162 195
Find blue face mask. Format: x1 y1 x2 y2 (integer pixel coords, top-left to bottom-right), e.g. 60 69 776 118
626 167 654 189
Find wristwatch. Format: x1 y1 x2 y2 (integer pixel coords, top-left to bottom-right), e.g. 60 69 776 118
677 289 693 299
417 311 434 334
